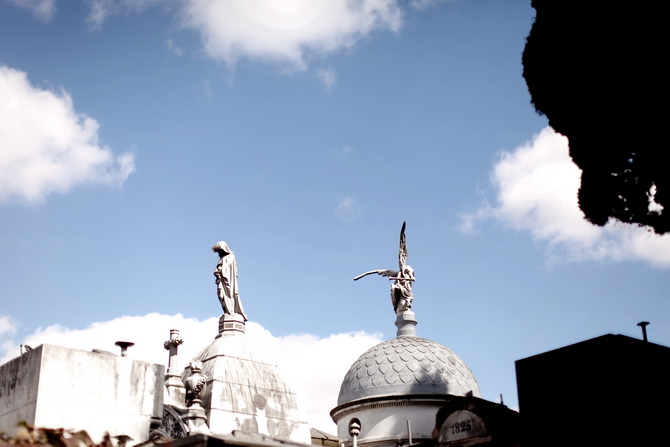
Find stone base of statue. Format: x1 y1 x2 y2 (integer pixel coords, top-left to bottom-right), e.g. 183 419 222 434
395 310 417 337
216 313 245 337
183 401 211 435
164 374 186 407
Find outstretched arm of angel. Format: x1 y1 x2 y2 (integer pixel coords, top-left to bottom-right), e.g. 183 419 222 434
354 269 398 281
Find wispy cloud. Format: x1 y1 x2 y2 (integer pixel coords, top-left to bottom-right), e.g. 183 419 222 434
6 0 56 22
0 315 19 368
461 127 670 268
316 68 337 90
85 0 116 30
410 0 454 11
0 315 17 336
167 38 184 56
201 78 214 99
0 313 382 431
332 146 354 158
335 196 361 223
0 66 135 204
85 0 166 31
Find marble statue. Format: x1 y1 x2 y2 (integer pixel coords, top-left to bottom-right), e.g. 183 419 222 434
212 241 248 321
354 222 415 314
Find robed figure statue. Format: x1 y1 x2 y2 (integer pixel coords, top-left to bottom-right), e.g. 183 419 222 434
212 241 248 321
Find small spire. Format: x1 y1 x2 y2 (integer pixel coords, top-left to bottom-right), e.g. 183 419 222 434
637 321 650 342
115 341 134 357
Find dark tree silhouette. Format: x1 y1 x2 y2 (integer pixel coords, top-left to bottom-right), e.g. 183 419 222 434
523 0 670 233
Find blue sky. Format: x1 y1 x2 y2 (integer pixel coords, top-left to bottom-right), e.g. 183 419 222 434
2 0 670 432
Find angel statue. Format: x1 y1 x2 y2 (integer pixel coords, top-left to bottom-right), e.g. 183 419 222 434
354 222 415 315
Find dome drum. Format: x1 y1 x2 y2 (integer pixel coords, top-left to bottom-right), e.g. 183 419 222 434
331 396 455 446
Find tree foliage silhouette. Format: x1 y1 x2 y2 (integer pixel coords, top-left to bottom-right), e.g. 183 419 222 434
523 0 669 233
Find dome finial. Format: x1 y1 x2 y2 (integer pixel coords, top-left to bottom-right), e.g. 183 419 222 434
354 222 417 326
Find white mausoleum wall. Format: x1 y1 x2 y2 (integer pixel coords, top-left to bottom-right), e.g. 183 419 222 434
0 344 164 444
0 347 42 429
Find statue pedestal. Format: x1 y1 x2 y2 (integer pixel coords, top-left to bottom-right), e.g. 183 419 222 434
395 311 417 337
216 313 245 337
164 374 186 407
183 401 211 435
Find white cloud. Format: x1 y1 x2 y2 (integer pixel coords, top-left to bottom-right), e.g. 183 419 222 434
180 0 403 69
6 0 56 22
0 66 135 204
0 313 381 431
647 184 663 213
86 0 402 69
244 326 381 431
335 196 360 223
462 127 670 268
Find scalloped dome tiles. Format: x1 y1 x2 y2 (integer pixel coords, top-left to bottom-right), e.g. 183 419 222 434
337 336 480 405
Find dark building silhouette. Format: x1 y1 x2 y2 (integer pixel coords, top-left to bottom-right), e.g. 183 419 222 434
515 334 670 446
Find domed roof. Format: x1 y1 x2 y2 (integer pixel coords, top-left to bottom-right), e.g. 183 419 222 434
182 315 310 443
337 336 480 406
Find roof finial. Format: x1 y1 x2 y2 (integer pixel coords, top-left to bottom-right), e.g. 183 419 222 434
354 222 416 319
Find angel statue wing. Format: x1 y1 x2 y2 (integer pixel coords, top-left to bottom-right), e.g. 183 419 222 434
354 269 398 281
398 221 408 270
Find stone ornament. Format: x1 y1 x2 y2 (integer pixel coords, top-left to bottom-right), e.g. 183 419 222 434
184 361 207 407
153 407 189 439
163 330 183 350
212 241 248 321
354 222 415 314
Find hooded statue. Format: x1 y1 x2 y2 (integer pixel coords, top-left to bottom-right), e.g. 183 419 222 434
212 241 248 321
